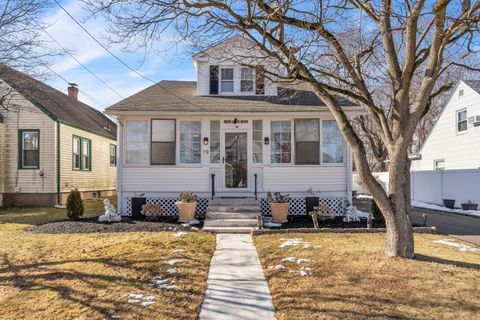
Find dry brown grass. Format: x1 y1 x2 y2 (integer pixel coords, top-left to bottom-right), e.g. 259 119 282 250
254 233 480 320
0 225 215 319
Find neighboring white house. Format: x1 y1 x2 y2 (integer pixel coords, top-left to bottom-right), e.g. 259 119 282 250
411 80 480 171
105 36 361 217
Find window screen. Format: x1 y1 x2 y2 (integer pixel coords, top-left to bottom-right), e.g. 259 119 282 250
151 119 176 165
295 119 319 164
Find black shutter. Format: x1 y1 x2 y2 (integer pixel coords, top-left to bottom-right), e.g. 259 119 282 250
255 66 265 95
209 65 219 95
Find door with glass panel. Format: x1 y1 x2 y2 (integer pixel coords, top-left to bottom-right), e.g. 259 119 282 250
224 132 248 189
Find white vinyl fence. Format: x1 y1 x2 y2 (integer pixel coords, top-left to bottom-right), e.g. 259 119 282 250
411 169 480 206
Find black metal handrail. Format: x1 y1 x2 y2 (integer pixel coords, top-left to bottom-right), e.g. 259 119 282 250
254 173 258 200
211 173 215 200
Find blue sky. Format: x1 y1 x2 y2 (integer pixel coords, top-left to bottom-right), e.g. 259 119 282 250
42 0 197 111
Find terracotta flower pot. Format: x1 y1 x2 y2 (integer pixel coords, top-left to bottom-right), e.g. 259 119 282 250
176 202 197 222
270 202 289 223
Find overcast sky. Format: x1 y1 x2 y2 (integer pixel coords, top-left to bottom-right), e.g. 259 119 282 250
42 0 196 111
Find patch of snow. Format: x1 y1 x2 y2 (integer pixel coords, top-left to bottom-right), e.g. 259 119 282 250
279 238 310 249
155 279 169 286
173 249 186 253
171 231 187 237
354 194 373 200
168 259 184 266
143 296 157 301
412 201 480 218
141 301 156 307
299 270 309 277
297 259 311 264
128 299 141 304
264 221 282 228
128 293 144 299
167 268 180 274
433 239 479 253
181 219 200 227
281 257 297 262
54 204 66 209
274 264 286 270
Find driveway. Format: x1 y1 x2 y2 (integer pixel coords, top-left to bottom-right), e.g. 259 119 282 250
354 198 480 245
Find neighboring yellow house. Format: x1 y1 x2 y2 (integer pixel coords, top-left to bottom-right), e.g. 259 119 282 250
0 65 117 207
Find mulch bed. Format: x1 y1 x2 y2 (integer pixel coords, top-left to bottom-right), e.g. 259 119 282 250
27 216 203 234
266 215 387 229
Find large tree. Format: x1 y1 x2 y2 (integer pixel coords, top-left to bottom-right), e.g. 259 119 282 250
86 0 480 258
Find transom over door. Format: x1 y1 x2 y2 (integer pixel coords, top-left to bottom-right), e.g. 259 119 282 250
224 132 248 189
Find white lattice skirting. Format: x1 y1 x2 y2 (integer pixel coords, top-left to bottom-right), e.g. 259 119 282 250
124 197 209 216
260 197 346 216
123 196 345 216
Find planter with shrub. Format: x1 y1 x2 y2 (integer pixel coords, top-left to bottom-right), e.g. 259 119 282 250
267 192 290 223
461 200 478 211
175 192 197 222
66 188 84 220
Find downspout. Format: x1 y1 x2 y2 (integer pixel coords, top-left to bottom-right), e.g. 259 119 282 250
57 121 61 204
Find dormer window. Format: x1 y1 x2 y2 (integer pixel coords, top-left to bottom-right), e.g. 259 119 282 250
241 68 254 92
220 68 234 93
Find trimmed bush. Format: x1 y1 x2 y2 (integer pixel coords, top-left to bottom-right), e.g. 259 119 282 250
66 188 84 220
371 200 385 222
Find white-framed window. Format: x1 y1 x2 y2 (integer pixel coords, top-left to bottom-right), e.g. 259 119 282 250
82 139 91 170
322 120 344 164
434 159 445 170
271 120 292 164
210 120 220 163
151 119 176 165
456 109 468 133
72 136 81 170
126 120 148 164
252 120 263 163
295 119 320 165
220 68 234 93
179 120 201 164
240 68 254 93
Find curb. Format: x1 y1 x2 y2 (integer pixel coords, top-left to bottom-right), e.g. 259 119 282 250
413 206 480 219
251 226 437 235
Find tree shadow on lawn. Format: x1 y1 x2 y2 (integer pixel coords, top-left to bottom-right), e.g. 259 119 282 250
414 253 480 270
0 254 204 318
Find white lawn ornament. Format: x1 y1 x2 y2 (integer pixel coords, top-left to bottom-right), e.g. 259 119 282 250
98 199 122 222
344 205 361 223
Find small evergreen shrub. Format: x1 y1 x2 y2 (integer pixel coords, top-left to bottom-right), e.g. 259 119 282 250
66 188 84 220
371 200 384 222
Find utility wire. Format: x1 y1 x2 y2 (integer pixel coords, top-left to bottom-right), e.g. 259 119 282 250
31 17 125 100
53 0 201 108
45 65 107 109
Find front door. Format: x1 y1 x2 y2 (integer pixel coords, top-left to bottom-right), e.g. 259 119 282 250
224 132 248 189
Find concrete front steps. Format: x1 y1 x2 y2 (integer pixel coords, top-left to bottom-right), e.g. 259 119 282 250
203 211 261 234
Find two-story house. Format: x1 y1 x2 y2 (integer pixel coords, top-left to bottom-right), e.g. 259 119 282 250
106 36 361 219
0 65 117 207
412 80 480 170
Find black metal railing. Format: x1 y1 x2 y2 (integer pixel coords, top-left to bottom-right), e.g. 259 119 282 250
211 173 215 200
254 173 258 200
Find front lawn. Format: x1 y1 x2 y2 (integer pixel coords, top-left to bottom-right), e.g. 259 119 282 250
255 233 480 320
0 198 112 225
0 224 215 319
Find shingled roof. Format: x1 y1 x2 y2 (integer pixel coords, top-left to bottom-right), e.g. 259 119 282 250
464 80 480 95
0 65 116 139
106 80 359 114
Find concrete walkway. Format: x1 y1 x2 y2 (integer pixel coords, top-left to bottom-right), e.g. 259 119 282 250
199 234 276 320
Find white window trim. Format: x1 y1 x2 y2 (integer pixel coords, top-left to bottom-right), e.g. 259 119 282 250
456 109 468 134
220 67 234 94
320 120 346 166
177 119 203 167
270 119 294 166
240 67 255 94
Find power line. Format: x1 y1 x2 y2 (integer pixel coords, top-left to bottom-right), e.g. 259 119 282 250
53 0 201 108
31 17 125 100
45 65 107 109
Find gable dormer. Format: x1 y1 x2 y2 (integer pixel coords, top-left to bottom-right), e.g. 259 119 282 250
192 36 277 96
